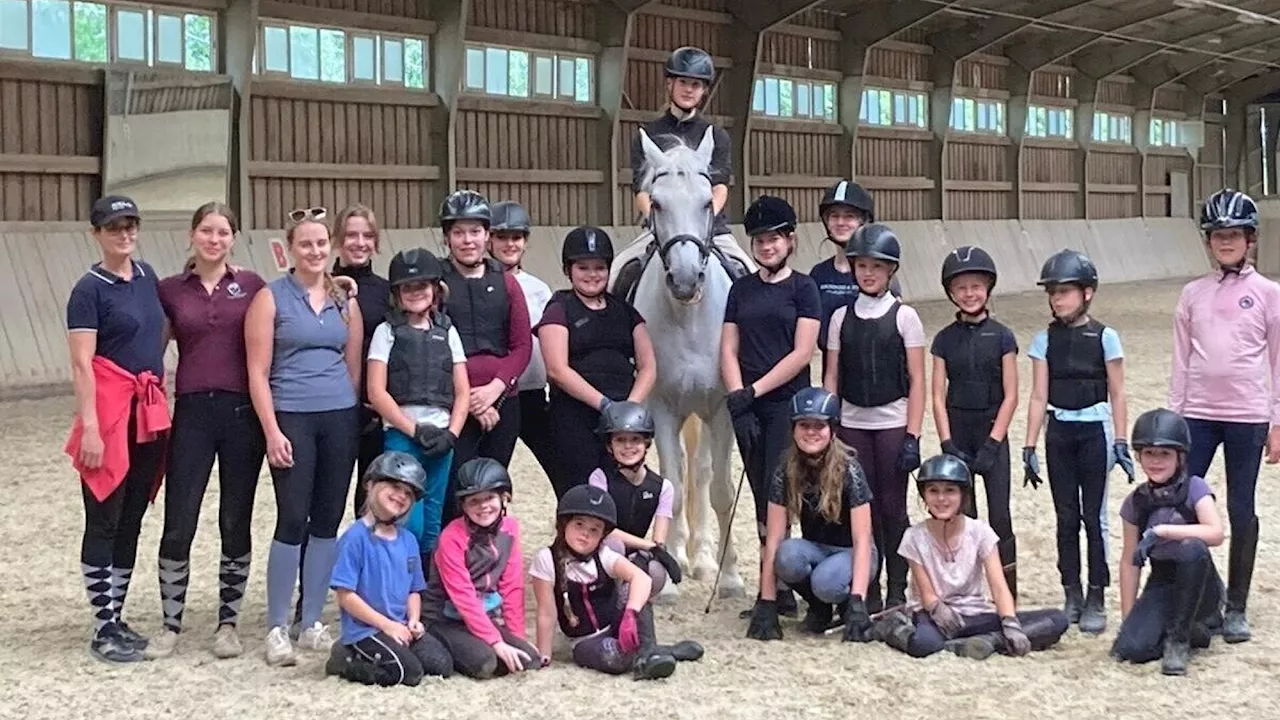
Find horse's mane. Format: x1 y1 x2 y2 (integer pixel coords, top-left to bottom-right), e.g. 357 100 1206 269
637 133 710 192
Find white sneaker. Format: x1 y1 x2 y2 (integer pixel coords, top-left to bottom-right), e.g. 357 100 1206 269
265 626 297 667
144 629 178 659
295 622 334 652
212 625 243 659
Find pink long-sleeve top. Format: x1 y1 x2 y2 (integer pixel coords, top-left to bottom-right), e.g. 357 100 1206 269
421 515 526 644
1169 265 1280 425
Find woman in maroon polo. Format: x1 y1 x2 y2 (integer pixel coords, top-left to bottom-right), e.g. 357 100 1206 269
148 202 267 660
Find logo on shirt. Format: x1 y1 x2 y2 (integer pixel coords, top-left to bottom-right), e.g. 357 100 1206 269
1240 296 1255 309
642 491 654 500
226 282 245 298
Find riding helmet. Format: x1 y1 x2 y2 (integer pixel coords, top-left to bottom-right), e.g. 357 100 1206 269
819 180 875 223
597 401 656 438
665 46 715 83
941 245 998 292
454 457 513 500
439 190 491 229
846 223 902 264
362 451 427 500
1037 248 1098 289
789 387 840 425
916 454 973 491
490 201 532 235
744 195 797 237
1131 408 1192 454
1200 188 1258 232
388 248 444 287
561 226 615 267
557 483 618 533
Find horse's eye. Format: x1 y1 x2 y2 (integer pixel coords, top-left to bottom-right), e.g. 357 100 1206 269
651 201 662 212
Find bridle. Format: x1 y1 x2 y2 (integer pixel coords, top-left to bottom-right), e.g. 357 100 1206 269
650 169 715 274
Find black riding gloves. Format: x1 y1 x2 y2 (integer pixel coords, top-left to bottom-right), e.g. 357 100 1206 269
414 423 455 460
842 595 872 643
1113 440 1136 484
940 439 974 466
897 434 922 474
726 386 756 417
1022 447 1043 489
746 598 783 641
971 437 1002 476
1132 527 1160 568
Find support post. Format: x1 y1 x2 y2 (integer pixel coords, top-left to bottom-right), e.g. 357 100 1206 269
223 0 259 223
429 0 470 207
1075 76 1098 220
928 51 956 221
595 1 642 226
1007 63 1030 220
724 27 763 220
1132 83 1155 218
1224 99 1247 190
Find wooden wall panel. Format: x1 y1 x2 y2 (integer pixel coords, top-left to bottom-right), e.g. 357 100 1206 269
273 0 429 18
464 181 598 225
752 130 843 176
948 191 1008 221
1023 146 1078 182
857 136 930 177
1089 192 1138 219
1145 152 1193 218
111 84 232 115
0 71 102 222
956 59 1007 92
947 141 1008 181
1201 123 1224 165
1024 192 1078 220
894 27 930 44
1097 79 1132 107
1031 69 1075 100
872 190 932 221
865 47 929 82
456 110 597 170
248 177 429 229
760 31 840 71
1154 87 1185 113
469 0 595 39
632 12 725 56
1023 145 1081 220
1088 149 1139 185
752 187 823 221
787 8 838 29
660 0 727 11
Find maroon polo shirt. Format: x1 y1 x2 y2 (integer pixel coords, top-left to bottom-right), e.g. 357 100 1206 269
158 267 266 395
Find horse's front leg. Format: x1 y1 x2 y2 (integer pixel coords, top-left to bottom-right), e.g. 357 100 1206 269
650 401 690 576
707 406 745 599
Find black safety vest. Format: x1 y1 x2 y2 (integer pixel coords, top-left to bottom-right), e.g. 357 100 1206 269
942 317 1007 412
558 291 637 401
606 466 663 539
556 553 621 639
1130 473 1198 532
837 301 908 408
442 258 510 357
385 310 456 409
1046 318 1108 410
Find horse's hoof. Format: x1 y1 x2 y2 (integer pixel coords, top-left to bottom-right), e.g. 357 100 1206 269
690 565 716 582
717 584 747 600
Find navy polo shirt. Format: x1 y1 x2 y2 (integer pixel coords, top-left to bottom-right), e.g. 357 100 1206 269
66 260 167 377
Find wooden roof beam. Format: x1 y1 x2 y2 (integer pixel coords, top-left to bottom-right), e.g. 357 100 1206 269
1074 6 1280 79
726 0 825 33
1003 4 1173 72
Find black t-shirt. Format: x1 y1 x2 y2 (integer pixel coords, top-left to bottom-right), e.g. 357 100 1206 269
630 110 732 236
724 272 822 403
767 453 874 548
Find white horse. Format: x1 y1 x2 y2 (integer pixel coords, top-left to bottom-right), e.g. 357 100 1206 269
617 127 746 600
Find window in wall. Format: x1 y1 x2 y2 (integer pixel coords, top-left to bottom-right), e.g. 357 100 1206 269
858 86 927 128
462 42 593 104
0 0 212 70
1025 104 1074 140
1091 110 1132 144
949 96 1006 135
1150 117 1181 148
256 20 428 89
751 74 836 122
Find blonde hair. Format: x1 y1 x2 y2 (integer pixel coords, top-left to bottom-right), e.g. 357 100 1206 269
184 201 239 272
782 436 853 525
333 203 381 254
287 218 350 325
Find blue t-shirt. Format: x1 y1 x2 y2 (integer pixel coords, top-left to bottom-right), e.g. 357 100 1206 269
65 261 166 377
724 271 822 402
1027 324 1123 424
331 520 426 645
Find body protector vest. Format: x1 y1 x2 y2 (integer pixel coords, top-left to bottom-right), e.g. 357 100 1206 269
385 310 456 409
944 318 1006 412
1046 318 1108 410
562 292 637 401
442 258 510 357
606 465 663 539
1130 472 1198 533
556 553 622 639
838 301 908 408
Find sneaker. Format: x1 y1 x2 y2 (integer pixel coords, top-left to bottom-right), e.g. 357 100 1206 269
144 629 179 659
117 621 150 651
212 625 243 659
90 624 145 664
265 626 297 667
296 621 335 652
945 635 997 661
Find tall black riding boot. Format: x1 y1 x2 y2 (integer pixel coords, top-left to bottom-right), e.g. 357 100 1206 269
1224 517 1259 644
790 579 836 634
1163 551 1211 677
631 605 677 681
999 537 1019 601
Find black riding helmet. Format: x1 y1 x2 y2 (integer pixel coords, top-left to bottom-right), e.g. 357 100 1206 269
1131 408 1192 453
847 223 902 265
490 201 531 235
561 225 615 268
941 245 998 292
665 46 715 83
819 180 875 223
916 454 973 493
744 195 797 237
388 248 444 287
1037 248 1098 289
454 457 513 500
1200 188 1258 232
790 386 840 425
363 450 427 500
439 190 491 230
597 401 656 438
557 483 618 535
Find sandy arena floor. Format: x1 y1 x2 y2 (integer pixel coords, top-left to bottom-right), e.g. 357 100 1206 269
1 278 1275 720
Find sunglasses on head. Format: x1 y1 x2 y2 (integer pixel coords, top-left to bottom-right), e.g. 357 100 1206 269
288 206 328 224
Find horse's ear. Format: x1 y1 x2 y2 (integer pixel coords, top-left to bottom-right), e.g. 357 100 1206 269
639 128 665 167
694 125 715 168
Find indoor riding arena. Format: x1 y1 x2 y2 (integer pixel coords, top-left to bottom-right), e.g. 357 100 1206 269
3 0 1280 718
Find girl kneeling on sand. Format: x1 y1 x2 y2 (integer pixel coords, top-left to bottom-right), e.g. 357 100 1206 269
326 452 453 686
531 484 702 679
870 454 1068 659
420 458 539 679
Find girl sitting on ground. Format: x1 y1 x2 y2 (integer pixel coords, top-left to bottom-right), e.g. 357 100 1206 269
530 484 701 679
326 452 453 686
870 454 1068 659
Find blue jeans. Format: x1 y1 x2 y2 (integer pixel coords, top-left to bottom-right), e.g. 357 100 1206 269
774 538 879 604
1184 418 1266 534
384 428 453 554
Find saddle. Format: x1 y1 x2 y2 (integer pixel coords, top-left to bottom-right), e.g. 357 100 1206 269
612 237 751 305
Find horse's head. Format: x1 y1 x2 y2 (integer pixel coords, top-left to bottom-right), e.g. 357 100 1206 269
638 126 717 303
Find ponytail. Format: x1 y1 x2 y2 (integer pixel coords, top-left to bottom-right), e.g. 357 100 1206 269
323 272 351 326
550 523 579 628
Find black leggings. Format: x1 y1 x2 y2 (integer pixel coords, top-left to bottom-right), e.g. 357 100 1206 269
270 407 360 543
426 619 540 679
838 425 910 598
1045 417 1111 588
734 397 793 543
519 388 561 484
331 631 454 686
444 398 522 523
948 407 1012 543
1112 540 1224 663
81 408 166 569
159 392 265 563
352 405 385 518
905 608 1069 657
548 393 609 499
